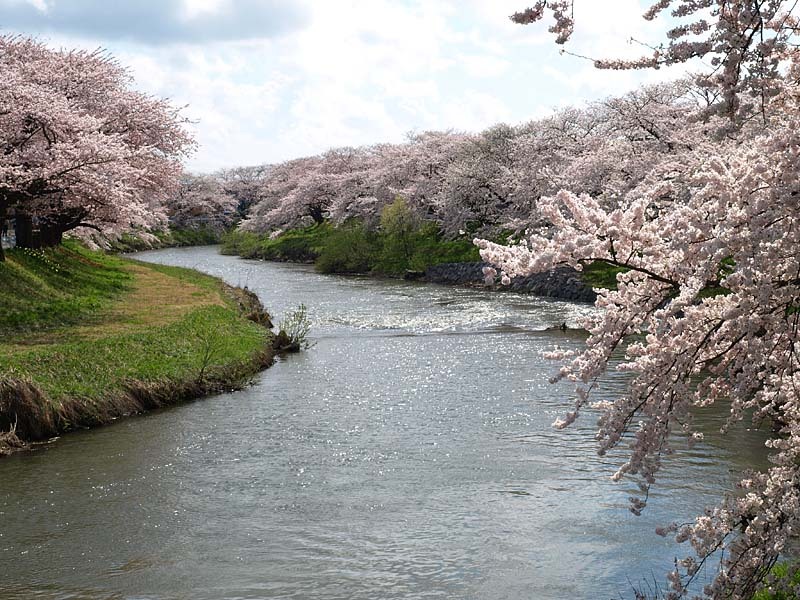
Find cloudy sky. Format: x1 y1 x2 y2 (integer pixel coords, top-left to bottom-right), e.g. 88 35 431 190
0 0 691 172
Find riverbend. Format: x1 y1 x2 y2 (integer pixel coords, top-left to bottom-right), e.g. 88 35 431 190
0 246 771 600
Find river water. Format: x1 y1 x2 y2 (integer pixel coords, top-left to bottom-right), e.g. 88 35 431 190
0 246 771 599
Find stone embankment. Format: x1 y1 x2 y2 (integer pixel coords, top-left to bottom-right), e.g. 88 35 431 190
423 262 597 302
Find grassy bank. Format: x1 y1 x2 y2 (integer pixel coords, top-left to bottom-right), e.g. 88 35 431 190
221 222 627 292
221 224 330 263
221 222 480 276
0 242 274 454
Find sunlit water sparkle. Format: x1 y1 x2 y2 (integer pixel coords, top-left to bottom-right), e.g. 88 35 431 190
0 246 770 600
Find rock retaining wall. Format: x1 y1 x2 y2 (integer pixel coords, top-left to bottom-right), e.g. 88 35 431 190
424 262 597 303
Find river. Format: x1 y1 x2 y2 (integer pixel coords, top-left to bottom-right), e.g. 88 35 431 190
0 246 771 599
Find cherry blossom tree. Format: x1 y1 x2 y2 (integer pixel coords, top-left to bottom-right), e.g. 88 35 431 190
165 173 239 235
434 124 518 236
512 1 798 124
238 84 717 247
383 130 474 225
0 35 193 258
216 164 271 216
242 132 476 236
476 2 800 597
241 150 364 233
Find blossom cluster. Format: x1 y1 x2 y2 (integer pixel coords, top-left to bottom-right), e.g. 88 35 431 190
476 2 800 597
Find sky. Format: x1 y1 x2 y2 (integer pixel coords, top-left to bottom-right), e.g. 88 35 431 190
0 0 693 172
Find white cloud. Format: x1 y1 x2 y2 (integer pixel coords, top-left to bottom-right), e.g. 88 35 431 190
24 0 47 11
1 0 708 171
180 0 227 19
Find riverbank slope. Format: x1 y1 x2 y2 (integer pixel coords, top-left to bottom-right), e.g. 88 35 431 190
0 243 275 456
221 226 601 302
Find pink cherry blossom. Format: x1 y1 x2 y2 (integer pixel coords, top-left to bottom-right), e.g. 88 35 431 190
0 36 193 257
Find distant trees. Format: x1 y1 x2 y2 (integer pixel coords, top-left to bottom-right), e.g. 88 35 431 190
0 35 193 259
238 83 703 241
216 164 271 217
165 174 239 236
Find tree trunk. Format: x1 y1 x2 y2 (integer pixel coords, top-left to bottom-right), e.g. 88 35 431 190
0 204 6 262
15 214 40 249
15 214 31 248
308 205 325 224
40 225 63 247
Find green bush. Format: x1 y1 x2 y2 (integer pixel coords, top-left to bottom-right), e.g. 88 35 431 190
315 221 380 274
752 563 800 600
581 261 628 290
221 225 330 262
273 303 313 353
168 227 221 247
374 198 421 274
223 198 481 276
219 229 262 257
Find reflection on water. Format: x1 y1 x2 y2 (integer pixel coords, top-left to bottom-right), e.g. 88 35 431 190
0 246 771 600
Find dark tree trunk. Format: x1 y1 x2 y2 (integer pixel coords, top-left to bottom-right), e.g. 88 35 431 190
0 203 6 262
15 214 32 248
15 214 41 249
308 205 325 224
40 225 63 247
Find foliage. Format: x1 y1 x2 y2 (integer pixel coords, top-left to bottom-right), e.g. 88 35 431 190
375 197 422 273
315 220 380 274
314 216 478 275
221 224 331 261
273 303 312 353
580 261 628 290
226 199 480 276
751 564 800 600
166 227 222 247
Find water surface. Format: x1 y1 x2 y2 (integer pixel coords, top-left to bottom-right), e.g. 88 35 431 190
0 246 770 599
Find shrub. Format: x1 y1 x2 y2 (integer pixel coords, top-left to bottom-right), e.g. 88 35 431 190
752 564 800 600
315 220 380 274
273 304 312 353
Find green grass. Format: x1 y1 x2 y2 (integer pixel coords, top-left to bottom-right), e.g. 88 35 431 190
580 261 628 290
752 563 800 600
1 304 268 400
0 244 273 440
0 241 132 333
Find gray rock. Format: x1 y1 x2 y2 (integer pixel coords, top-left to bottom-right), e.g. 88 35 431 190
424 262 597 303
